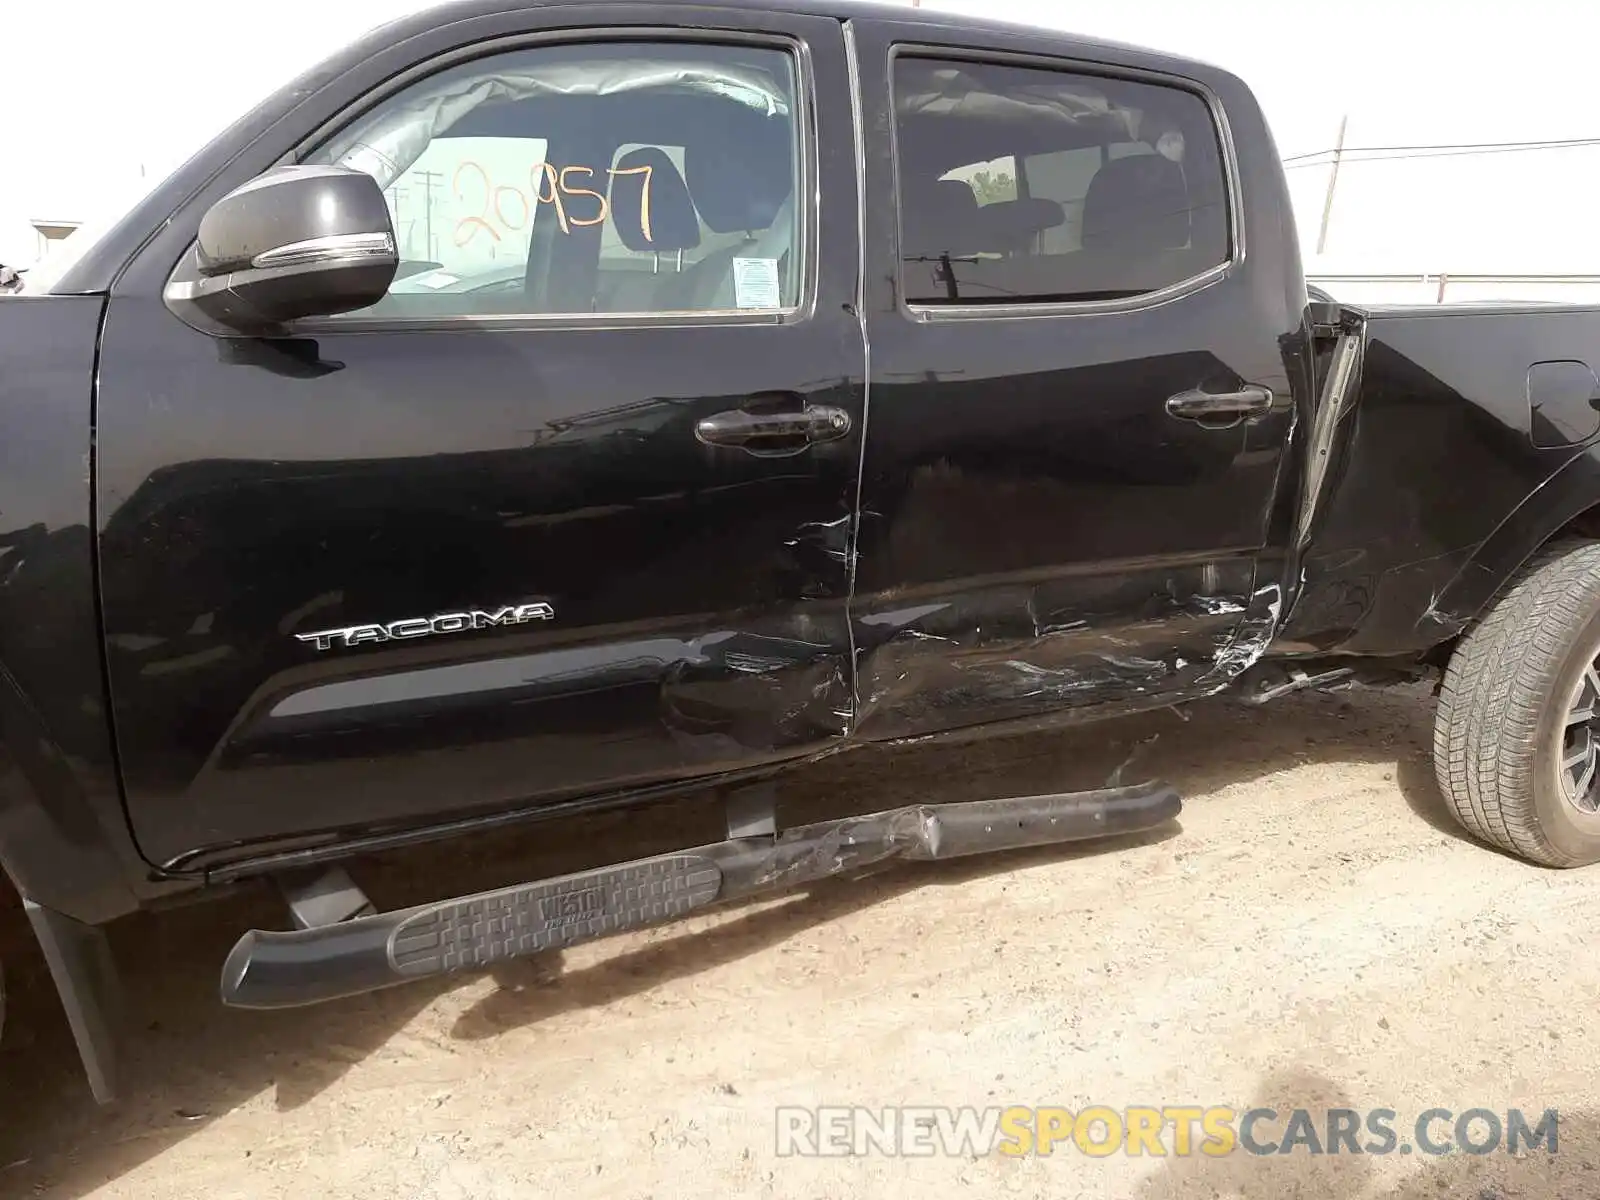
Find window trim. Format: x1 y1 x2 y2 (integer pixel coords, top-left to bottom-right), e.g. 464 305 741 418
888 43 1245 323
171 27 820 334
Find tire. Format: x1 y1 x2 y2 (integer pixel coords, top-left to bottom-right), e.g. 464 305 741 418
1435 538 1600 865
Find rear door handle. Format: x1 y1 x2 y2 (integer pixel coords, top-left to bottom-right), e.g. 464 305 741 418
695 404 852 456
1165 384 1277 425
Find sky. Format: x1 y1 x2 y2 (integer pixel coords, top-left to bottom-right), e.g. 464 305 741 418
5 0 1599 276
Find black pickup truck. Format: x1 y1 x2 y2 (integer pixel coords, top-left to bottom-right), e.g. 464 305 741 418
10 0 1600 1100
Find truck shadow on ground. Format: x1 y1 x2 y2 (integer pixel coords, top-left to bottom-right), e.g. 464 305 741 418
0 683 1480 1197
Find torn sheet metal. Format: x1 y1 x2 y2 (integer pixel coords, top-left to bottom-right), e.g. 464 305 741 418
850 570 1265 744
1295 327 1364 551
1209 581 1283 679
1279 309 1600 656
660 630 854 758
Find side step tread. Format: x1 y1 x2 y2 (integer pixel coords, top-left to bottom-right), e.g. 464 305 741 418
391 855 722 973
222 780 1181 1010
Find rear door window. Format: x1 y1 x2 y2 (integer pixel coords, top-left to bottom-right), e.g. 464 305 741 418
894 56 1232 306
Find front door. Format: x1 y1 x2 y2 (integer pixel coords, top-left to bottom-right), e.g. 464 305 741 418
95 9 864 870
848 20 1302 741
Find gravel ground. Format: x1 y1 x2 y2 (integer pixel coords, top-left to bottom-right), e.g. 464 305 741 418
2 684 1596 1199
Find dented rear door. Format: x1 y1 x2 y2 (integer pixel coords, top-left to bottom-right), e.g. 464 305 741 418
847 19 1304 741
95 8 865 870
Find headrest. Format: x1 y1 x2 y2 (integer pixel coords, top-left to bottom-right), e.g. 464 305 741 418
901 178 983 262
685 116 793 233
610 147 700 253
1081 154 1191 252
978 197 1065 252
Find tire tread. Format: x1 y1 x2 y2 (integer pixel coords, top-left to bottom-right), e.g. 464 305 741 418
1435 538 1600 866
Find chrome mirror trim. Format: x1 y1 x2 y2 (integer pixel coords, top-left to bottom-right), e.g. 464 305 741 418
251 232 396 270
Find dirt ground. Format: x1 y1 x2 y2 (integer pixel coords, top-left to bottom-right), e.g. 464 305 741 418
2 684 1598 1199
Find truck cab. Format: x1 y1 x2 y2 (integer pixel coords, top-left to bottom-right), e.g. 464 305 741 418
29 1 1303 877
11 0 1600 1100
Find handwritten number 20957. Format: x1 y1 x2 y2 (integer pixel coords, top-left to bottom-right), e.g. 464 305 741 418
452 161 654 247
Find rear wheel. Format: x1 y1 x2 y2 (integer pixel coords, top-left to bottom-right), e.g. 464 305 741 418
1435 538 1600 865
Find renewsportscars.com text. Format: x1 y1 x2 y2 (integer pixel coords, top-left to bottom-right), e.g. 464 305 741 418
775 1105 1560 1158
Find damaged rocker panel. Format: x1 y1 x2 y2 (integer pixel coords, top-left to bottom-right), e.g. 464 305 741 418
848 559 1276 743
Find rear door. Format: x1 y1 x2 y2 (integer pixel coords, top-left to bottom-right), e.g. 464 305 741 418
848 19 1302 740
95 7 864 870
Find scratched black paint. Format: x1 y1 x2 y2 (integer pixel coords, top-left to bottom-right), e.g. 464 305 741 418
1280 305 1600 655
4 0 1600 909
847 17 1303 740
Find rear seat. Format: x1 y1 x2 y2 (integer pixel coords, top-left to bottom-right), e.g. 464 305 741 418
976 197 1067 254
908 155 1212 302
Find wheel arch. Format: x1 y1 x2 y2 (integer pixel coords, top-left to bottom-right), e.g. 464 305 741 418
1432 450 1600 641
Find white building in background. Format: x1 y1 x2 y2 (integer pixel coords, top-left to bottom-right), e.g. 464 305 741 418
26 220 81 263
6 0 1600 304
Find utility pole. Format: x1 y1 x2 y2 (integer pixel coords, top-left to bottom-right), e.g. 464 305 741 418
1315 114 1347 256
389 185 410 254
412 169 444 261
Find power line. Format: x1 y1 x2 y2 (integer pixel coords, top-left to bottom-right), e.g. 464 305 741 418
1283 136 1600 168
1283 136 1600 162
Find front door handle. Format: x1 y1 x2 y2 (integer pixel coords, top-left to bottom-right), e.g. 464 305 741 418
1165 384 1277 425
695 404 852 456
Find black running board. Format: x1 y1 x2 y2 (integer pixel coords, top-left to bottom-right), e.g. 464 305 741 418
220 781 1180 1009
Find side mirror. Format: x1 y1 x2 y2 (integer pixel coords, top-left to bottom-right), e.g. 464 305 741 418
170 165 398 333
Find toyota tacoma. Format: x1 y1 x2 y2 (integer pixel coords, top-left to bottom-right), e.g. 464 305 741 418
7 0 1600 1100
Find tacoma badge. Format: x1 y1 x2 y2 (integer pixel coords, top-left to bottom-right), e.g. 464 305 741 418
295 602 555 651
